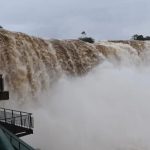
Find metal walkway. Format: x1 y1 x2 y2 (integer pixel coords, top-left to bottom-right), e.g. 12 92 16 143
0 123 35 150
0 107 34 137
0 74 35 149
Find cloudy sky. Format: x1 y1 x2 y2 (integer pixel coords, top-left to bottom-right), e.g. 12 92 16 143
1 0 150 40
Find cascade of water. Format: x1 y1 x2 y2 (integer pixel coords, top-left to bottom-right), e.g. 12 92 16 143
1 30 150 99
1 29 150 150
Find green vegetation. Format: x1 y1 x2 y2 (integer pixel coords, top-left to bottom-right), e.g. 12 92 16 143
132 34 150 41
78 31 95 43
79 37 95 43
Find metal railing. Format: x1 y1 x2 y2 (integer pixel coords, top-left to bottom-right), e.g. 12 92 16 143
0 124 35 150
0 107 34 129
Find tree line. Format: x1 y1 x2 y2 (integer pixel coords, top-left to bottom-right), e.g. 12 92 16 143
132 34 150 41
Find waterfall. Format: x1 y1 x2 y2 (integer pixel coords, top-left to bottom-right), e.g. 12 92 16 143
0 29 150 99
1 29 150 150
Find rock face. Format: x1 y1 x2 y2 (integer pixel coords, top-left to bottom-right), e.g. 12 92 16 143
0 29 149 98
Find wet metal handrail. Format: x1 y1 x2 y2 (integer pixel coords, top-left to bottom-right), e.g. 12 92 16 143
0 124 35 150
0 107 34 129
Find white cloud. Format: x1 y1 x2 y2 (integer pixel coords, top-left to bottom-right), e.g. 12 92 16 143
1 0 150 40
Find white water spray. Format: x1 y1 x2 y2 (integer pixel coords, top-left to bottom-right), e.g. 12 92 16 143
21 62 150 150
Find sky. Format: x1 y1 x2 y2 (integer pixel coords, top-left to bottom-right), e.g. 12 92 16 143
0 0 150 40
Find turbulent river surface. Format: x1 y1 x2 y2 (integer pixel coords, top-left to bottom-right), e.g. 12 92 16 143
1 29 150 150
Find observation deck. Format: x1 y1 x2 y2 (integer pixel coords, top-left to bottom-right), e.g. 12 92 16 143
0 107 34 137
0 74 35 150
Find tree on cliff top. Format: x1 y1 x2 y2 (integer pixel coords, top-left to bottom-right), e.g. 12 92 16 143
79 31 95 43
132 34 150 41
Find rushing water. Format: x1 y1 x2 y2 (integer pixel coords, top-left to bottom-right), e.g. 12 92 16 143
1 29 150 150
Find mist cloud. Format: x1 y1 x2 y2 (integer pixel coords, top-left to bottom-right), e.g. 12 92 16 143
21 62 150 150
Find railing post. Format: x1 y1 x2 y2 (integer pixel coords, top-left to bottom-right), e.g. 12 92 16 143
4 108 6 123
29 114 31 128
19 140 21 150
11 110 14 125
20 112 22 127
